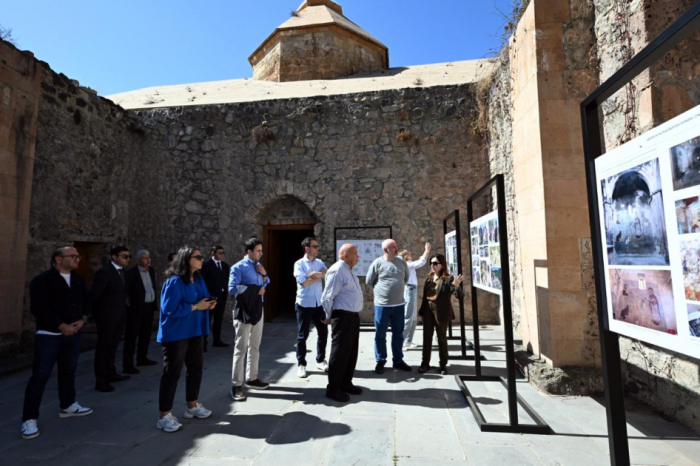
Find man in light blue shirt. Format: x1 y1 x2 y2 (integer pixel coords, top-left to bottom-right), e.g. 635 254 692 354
228 238 271 401
321 243 364 403
293 237 329 378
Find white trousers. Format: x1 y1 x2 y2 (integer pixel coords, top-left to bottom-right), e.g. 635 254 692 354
231 318 263 386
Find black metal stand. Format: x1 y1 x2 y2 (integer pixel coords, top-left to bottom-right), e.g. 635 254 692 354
443 210 482 361
580 4 700 465
458 174 551 435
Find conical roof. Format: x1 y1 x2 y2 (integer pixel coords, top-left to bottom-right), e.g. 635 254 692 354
249 0 388 66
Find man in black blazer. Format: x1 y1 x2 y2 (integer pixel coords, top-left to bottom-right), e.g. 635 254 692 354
123 249 159 374
92 246 131 392
201 245 230 350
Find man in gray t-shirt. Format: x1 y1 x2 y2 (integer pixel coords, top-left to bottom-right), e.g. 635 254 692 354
366 239 412 374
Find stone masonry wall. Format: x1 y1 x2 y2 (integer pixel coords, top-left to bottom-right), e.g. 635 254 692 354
133 85 497 324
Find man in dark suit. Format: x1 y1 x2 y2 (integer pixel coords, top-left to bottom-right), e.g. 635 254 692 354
123 249 159 374
92 246 131 392
201 245 230 350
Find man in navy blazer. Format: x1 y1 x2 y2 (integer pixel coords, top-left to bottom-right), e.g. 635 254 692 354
123 249 159 373
92 246 131 392
201 245 231 350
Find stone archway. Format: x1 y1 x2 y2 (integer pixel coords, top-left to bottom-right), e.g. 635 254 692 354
257 196 319 321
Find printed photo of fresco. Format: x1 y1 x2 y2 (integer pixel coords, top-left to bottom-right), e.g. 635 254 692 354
490 267 502 290
680 238 700 302
689 303 700 338
480 260 491 288
675 196 700 234
609 268 677 334
488 218 499 242
600 159 669 266
490 246 501 268
670 135 700 191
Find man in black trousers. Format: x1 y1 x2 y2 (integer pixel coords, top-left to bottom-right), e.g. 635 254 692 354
123 249 159 374
92 246 131 392
21 247 93 440
201 245 230 351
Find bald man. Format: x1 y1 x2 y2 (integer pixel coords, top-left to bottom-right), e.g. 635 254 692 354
321 244 364 402
366 239 411 374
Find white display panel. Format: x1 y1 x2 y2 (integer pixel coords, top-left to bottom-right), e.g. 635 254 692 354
445 230 459 276
335 239 384 276
469 210 502 295
595 104 700 359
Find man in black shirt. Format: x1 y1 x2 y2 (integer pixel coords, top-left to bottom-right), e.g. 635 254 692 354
21 247 93 440
201 245 231 351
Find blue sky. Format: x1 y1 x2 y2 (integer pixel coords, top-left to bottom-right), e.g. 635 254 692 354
3 0 514 96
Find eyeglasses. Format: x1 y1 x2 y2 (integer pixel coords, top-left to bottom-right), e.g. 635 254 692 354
193 255 204 261
430 262 440 266
310 245 320 249
61 254 82 260
119 254 131 259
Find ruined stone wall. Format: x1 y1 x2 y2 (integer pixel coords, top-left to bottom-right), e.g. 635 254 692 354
24 62 157 335
592 0 700 434
134 85 496 323
0 39 41 356
253 27 387 82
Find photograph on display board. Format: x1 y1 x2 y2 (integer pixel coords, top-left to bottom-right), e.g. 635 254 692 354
479 245 488 258
689 303 700 338
480 260 491 288
490 246 501 268
670 135 700 191
675 196 700 234
445 231 458 275
488 218 499 242
600 159 670 266
609 268 677 335
479 224 489 245
680 237 700 302
490 267 502 289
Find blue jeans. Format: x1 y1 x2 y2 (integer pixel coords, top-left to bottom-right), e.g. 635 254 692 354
296 304 328 366
22 332 82 421
403 285 418 345
374 305 405 363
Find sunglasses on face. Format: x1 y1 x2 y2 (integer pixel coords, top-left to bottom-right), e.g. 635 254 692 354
192 255 204 261
119 255 131 259
310 245 320 249
430 262 440 266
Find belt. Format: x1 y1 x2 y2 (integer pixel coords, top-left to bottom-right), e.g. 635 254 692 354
331 309 358 315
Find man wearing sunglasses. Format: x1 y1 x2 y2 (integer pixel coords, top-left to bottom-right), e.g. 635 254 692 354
21 247 93 440
92 246 132 392
201 245 231 351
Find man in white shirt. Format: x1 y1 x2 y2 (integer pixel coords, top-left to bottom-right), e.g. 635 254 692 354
398 242 431 349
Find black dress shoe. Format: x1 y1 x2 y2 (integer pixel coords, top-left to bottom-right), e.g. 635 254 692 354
418 365 431 373
212 341 230 348
439 367 448 375
108 374 131 382
123 367 140 375
203 345 208 353
136 359 158 366
392 361 412 372
375 361 385 374
325 390 350 402
341 384 363 395
95 382 115 392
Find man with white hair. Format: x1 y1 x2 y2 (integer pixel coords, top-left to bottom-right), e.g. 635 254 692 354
123 249 158 374
366 238 411 374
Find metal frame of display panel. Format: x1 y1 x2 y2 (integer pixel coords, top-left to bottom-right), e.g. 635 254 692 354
442 210 483 360
580 4 700 465
458 174 551 435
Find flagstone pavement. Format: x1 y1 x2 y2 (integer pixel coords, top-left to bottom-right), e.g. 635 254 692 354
1 320 699 465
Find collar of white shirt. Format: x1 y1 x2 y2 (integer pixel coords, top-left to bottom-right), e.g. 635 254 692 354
111 261 122 270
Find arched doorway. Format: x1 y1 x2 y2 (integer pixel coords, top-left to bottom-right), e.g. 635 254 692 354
257 196 318 322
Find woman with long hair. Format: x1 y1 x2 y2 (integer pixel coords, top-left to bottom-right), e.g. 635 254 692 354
418 254 464 375
156 246 217 433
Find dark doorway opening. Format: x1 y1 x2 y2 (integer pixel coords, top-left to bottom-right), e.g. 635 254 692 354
73 242 110 288
263 225 315 322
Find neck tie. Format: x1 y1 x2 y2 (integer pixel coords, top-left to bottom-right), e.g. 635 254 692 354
118 268 125 285
217 261 222 272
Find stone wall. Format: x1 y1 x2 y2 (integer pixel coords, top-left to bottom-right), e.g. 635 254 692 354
133 85 497 323
0 39 41 356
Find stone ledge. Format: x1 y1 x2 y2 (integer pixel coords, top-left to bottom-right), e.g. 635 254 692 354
515 344 604 395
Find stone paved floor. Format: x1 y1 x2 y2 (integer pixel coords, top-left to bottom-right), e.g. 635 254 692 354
1 320 699 465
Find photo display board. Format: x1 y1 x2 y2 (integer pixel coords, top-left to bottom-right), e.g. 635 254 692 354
335 239 384 276
469 210 502 294
445 230 459 276
595 104 700 359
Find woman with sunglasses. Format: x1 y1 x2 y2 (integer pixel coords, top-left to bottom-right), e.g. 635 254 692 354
156 246 217 433
418 254 464 375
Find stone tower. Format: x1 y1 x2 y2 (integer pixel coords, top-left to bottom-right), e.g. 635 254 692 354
249 0 389 82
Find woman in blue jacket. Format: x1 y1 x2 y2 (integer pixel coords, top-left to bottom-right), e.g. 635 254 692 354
156 246 217 433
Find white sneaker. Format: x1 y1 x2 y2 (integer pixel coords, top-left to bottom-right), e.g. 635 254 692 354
406 342 418 349
183 403 212 419
316 360 329 372
298 364 307 378
21 419 39 440
156 413 182 433
59 402 93 418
